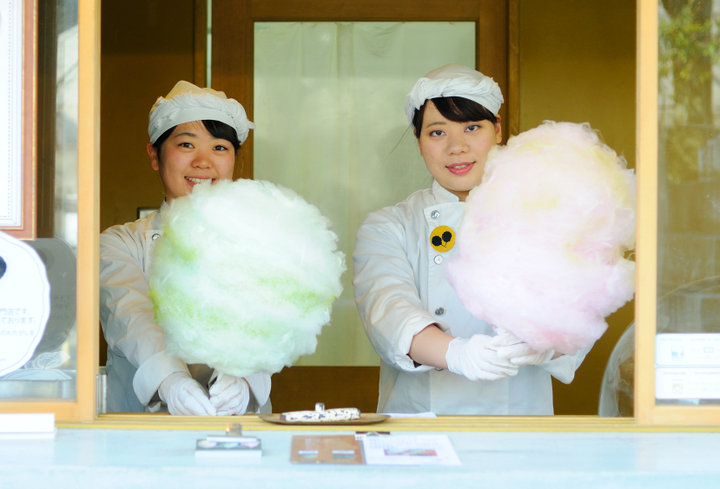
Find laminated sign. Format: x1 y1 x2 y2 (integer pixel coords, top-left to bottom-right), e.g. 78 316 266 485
0 232 50 376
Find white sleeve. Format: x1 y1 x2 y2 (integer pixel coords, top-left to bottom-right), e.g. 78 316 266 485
540 345 592 384
99 225 187 406
353 211 436 372
244 372 272 412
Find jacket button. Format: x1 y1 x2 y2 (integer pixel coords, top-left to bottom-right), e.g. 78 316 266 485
430 210 440 219
151 233 161 240
433 255 443 264
435 307 445 316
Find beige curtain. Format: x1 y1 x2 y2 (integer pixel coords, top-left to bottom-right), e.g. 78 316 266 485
254 21 474 365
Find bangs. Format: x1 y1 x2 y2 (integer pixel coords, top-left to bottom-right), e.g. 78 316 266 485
202 120 241 150
412 96 497 138
431 97 497 124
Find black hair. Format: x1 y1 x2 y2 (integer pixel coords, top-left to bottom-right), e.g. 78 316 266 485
152 119 241 158
412 96 498 139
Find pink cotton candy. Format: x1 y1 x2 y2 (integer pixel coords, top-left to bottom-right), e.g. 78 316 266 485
445 121 636 355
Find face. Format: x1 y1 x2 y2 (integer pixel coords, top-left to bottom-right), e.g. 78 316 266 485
147 121 237 202
417 100 502 201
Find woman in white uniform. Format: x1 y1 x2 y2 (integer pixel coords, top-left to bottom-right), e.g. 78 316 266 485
100 81 270 415
353 65 587 414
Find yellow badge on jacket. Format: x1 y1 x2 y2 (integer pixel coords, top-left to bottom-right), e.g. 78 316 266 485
430 225 455 252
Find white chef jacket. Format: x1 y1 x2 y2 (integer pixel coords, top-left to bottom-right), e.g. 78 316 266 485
353 181 588 415
99 204 271 413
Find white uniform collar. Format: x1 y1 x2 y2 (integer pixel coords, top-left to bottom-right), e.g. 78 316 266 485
147 200 170 229
431 180 462 203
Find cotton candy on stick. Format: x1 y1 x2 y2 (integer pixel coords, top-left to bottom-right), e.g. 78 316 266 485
445 121 636 355
148 179 345 377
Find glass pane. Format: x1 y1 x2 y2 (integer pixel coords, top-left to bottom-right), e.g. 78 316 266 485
0 1 78 400
655 0 720 405
254 21 475 365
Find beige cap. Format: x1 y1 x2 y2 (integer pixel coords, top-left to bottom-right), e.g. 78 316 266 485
405 64 504 123
148 81 254 144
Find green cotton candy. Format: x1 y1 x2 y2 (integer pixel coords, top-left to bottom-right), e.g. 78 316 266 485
257 276 333 317
148 178 346 378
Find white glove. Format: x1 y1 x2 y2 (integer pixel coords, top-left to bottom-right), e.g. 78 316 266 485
491 331 554 366
244 372 272 408
209 372 250 416
445 335 519 381
158 371 216 416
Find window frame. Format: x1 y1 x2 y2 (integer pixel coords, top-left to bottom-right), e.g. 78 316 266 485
6 0 719 427
0 0 99 422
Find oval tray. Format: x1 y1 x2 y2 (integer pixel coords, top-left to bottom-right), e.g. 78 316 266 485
258 413 389 426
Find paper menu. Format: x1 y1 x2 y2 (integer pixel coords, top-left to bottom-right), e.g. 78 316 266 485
655 333 720 399
360 434 461 466
290 434 461 466
1 1 22 228
0 232 51 376
290 435 364 465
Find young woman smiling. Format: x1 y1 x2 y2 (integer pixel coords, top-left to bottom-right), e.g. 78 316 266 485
99 81 270 416
353 65 586 415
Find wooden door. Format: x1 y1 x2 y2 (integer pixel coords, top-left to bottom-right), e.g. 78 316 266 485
209 0 512 413
211 0 513 179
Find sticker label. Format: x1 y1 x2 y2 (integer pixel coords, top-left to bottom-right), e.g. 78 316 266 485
430 226 455 252
0 232 50 376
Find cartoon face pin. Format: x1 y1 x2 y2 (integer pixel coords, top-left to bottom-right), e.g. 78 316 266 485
430 225 455 252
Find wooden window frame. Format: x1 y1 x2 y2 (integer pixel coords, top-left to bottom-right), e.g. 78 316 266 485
634 0 720 426
4 0 719 427
0 0 99 422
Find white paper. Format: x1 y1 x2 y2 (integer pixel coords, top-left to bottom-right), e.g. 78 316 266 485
0 1 23 227
656 333 720 367
655 334 720 399
656 367 720 399
0 413 55 439
0 232 51 376
361 434 461 466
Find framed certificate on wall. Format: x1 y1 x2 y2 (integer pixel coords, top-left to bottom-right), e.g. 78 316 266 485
1 0 36 239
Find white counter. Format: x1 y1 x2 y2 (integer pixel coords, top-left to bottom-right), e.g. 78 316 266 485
2 420 720 488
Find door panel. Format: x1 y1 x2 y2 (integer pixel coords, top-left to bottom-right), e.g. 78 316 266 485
211 0 512 178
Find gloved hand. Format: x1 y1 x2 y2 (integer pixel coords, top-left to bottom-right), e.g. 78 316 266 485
208 372 250 416
158 371 217 415
445 334 519 381
491 331 554 366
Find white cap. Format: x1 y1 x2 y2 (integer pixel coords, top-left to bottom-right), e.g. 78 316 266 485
148 81 255 144
405 64 504 124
